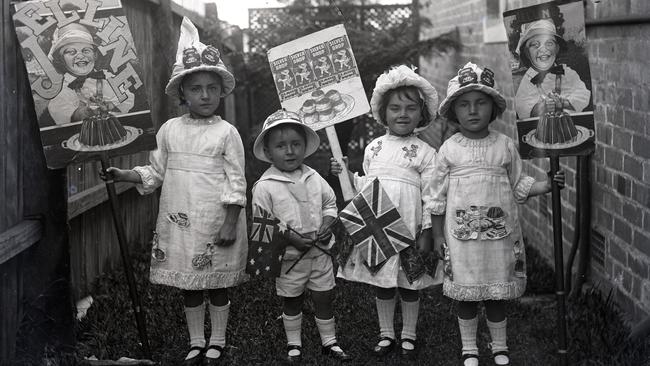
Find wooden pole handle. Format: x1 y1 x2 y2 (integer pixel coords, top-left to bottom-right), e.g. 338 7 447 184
325 126 355 201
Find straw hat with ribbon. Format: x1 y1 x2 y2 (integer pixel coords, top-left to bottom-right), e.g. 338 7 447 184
438 62 507 120
369 65 439 133
165 17 235 98
253 109 320 163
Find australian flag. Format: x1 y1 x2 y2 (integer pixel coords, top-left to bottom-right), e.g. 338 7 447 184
246 205 285 278
338 178 414 273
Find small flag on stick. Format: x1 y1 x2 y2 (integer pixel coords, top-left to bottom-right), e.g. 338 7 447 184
246 205 286 278
338 178 414 273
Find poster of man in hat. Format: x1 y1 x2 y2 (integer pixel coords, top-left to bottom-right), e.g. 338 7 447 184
504 0 595 158
12 0 155 169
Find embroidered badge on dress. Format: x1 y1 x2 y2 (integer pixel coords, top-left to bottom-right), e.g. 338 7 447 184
167 212 190 229
370 140 382 158
402 144 418 161
151 231 166 262
192 242 217 270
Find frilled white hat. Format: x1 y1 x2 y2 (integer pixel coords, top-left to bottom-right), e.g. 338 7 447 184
515 19 565 56
253 109 320 163
48 22 96 62
370 65 439 133
165 17 235 98
438 62 506 119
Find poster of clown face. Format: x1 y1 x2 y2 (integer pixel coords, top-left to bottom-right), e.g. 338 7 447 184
503 0 595 158
267 24 370 131
12 0 155 169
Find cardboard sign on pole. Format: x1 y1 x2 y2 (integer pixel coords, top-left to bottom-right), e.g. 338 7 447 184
267 24 370 200
12 0 156 169
503 0 595 159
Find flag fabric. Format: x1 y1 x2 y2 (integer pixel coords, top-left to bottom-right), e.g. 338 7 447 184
246 205 286 278
338 178 414 272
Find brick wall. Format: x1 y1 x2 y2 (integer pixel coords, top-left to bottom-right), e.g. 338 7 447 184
418 0 650 323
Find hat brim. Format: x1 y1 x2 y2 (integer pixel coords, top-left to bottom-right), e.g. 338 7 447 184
253 120 320 163
438 84 507 119
165 65 236 97
516 30 565 56
49 36 97 61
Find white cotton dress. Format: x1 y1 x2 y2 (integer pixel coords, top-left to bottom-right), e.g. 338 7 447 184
430 131 535 301
337 133 442 289
133 114 249 290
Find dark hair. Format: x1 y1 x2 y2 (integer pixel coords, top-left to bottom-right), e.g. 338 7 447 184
379 86 431 128
51 44 98 74
446 93 500 123
177 71 224 105
263 124 307 148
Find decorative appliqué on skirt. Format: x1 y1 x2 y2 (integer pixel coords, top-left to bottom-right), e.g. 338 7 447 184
451 205 511 241
192 242 218 270
167 212 190 229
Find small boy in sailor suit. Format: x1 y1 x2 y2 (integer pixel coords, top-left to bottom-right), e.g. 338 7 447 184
251 109 351 363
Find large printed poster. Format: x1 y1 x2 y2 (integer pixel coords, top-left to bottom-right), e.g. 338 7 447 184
504 0 595 158
267 24 370 131
12 0 155 169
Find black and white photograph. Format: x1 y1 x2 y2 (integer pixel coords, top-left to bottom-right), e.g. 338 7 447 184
1 0 648 365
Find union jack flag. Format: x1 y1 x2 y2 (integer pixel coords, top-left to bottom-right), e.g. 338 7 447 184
339 178 414 272
246 205 285 278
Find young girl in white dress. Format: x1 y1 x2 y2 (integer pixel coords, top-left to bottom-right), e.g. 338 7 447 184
431 62 565 366
101 18 247 366
331 65 441 359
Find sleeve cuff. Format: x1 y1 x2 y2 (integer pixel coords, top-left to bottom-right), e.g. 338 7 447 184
221 193 246 207
513 175 536 203
133 166 157 195
322 208 338 217
430 201 446 216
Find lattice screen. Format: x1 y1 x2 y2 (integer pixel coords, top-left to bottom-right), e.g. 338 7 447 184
248 5 414 54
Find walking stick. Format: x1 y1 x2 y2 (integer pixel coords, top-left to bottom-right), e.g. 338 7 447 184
550 155 568 365
100 153 151 359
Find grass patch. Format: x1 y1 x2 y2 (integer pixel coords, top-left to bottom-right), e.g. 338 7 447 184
13 244 650 365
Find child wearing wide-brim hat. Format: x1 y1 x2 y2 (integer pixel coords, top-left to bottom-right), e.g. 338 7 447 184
331 65 442 359
252 109 352 363
101 17 247 366
432 62 565 366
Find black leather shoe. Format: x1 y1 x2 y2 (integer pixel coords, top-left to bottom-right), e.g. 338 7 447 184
203 345 224 365
372 337 395 356
182 346 204 366
321 343 351 362
400 338 417 358
286 345 302 364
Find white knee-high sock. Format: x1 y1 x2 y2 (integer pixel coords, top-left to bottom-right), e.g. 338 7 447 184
282 313 302 346
315 317 337 347
208 302 230 347
376 297 396 340
457 316 478 355
400 299 420 341
184 303 206 359
487 318 509 361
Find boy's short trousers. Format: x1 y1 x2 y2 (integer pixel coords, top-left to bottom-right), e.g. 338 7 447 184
276 252 335 297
